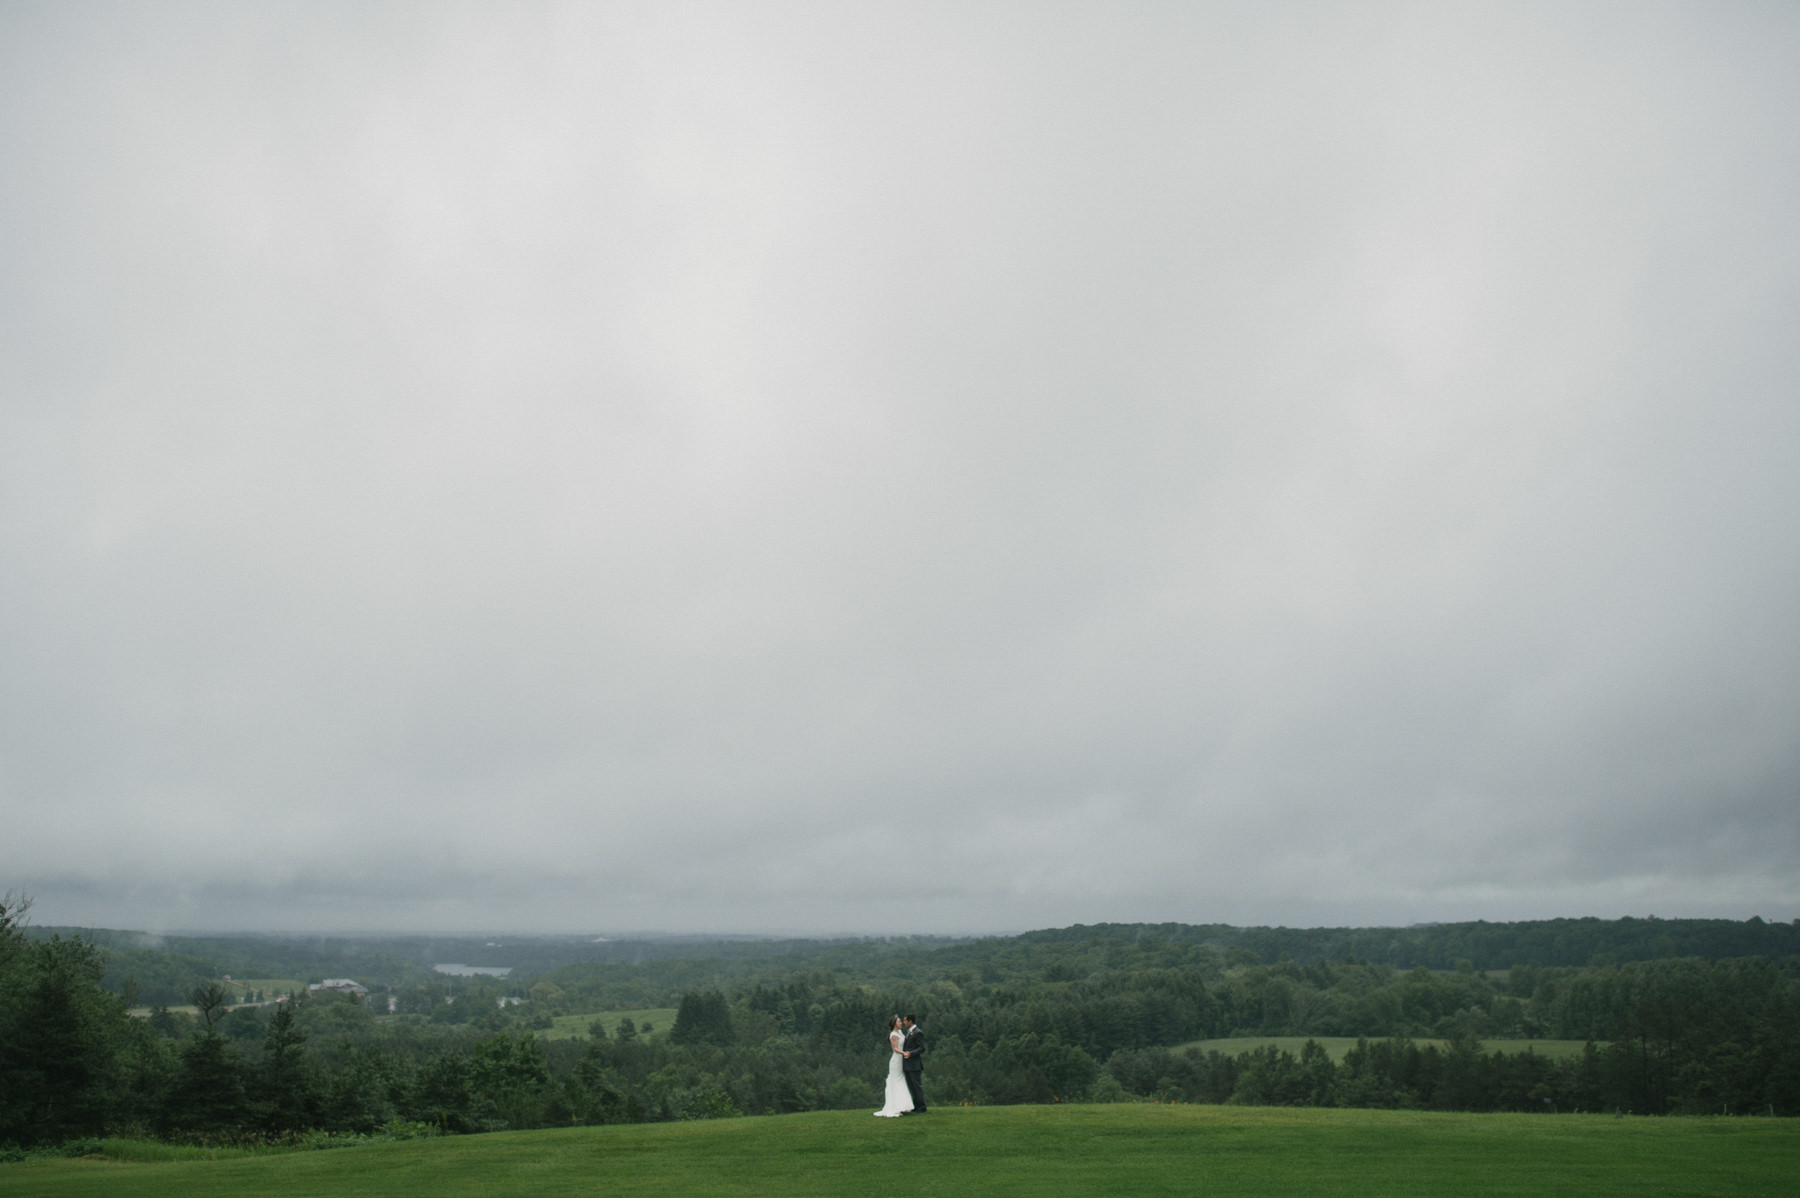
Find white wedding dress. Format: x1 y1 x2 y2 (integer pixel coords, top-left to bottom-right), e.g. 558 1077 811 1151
874 1028 913 1117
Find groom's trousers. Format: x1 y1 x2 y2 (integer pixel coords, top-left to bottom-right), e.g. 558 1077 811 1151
903 1067 926 1112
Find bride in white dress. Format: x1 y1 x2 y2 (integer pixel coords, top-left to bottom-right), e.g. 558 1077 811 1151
874 1015 914 1117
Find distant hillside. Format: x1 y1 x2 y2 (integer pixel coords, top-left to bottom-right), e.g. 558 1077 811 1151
24 915 1798 1006
1012 916 1800 970
23 925 966 1002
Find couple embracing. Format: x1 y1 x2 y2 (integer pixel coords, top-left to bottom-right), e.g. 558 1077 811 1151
874 1014 927 1117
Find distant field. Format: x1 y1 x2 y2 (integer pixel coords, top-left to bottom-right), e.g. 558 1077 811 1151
540 1007 678 1041
129 1002 283 1017
1180 1036 1599 1062
223 977 303 997
5 1106 1791 1197
127 978 305 1017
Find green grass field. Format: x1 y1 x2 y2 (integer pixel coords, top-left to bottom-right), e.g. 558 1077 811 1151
128 979 303 1018
540 1007 678 1041
223 977 303 997
1181 1036 1599 1062
5 1105 1792 1197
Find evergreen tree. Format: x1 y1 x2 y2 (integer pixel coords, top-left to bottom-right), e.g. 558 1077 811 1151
0 896 132 1145
260 1002 315 1130
165 1031 250 1133
671 990 736 1047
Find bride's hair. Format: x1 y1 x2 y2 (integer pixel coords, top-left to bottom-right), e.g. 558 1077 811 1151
887 1015 901 1031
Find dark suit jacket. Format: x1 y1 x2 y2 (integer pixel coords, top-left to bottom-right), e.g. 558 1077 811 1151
901 1025 924 1072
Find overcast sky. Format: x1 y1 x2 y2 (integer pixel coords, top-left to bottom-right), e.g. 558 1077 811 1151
2 1 1796 936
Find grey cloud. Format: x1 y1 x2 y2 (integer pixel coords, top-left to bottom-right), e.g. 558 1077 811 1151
2 1 1797 933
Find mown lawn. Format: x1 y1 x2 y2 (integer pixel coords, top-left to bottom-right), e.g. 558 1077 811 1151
6 1105 1793 1197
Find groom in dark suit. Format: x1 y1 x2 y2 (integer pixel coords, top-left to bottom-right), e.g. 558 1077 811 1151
900 1014 927 1113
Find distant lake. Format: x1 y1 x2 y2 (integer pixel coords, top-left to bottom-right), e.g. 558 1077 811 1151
433 963 511 977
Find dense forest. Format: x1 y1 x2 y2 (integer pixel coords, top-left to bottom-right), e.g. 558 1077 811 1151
35 915 1799 1008
4 897 1796 1152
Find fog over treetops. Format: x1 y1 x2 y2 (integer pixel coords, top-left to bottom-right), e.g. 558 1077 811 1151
2 1 1796 933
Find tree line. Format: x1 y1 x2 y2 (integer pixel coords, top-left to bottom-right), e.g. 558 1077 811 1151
5 899 1796 1150
33 915 1794 1009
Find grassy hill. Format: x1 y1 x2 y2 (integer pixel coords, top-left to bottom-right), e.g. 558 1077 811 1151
5 1105 1792 1197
